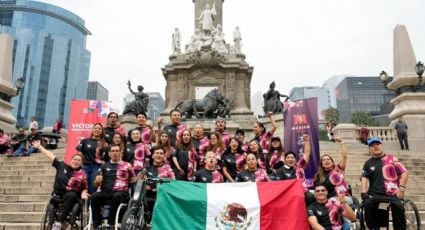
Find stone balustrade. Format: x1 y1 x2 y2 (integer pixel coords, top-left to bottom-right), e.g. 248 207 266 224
333 123 398 143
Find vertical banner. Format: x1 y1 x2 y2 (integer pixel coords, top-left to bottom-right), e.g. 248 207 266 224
65 100 110 163
284 97 319 188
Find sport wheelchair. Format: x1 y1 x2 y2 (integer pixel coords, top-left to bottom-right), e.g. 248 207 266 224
357 198 421 230
41 194 87 230
121 178 169 230
84 194 130 230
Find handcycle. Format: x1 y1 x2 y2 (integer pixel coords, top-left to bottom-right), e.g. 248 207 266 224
41 194 88 230
357 198 421 230
120 177 170 230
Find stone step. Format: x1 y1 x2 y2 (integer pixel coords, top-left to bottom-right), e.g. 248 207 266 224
0 169 56 176
2 187 53 195
0 181 53 188
1 212 45 223
0 159 56 166
0 223 40 230
0 194 50 203
1 165 56 170
0 175 56 181
2 202 46 212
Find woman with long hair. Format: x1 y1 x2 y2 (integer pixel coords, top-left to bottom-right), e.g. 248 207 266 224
112 132 126 160
125 129 151 175
76 122 108 194
222 137 246 182
156 131 175 164
247 139 270 174
191 123 209 168
235 153 269 182
172 129 198 181
268 136 285 171
207 131 225 172
253 112 277 153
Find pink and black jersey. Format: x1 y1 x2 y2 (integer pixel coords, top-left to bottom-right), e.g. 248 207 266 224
316 164 349 198
194 168 224 183
361 153 407 196
307 197 344 230
255 131 273 153
99 161 135 192
52 158 88 195
235 168 269 182
132 143 151 172
76 138 105 165
275 157 308 191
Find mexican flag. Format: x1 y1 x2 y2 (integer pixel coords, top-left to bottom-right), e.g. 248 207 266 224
151 179 309 230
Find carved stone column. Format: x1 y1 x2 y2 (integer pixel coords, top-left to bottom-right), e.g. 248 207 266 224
0 35 17 132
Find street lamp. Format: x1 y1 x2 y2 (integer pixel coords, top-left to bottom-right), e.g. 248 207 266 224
415 61 424 85
379 70 389 88
15 77 25 96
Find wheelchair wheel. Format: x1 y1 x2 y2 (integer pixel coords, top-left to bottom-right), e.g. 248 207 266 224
121 205 145 230
41 201 55 230
405 199 420 230
351 197 362 230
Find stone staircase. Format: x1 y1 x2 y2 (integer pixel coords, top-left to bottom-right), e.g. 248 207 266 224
0 141 424 229
321 140 425 228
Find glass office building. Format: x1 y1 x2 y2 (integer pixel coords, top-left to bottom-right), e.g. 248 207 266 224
336 77 395 123
0 0 91 128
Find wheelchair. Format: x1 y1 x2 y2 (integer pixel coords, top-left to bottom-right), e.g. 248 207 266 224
357 199 421 230
41 194 87 230
84 193 130 230
121 178 169 230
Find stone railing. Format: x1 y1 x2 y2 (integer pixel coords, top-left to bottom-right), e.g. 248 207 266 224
333 123 398 143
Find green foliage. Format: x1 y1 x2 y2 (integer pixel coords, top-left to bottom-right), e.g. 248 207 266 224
324 107 339 124
351 111 376 126
319 128 329 141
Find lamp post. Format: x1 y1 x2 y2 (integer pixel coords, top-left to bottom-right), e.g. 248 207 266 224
15 77 25 96
0 77 25 102
379 61 424 94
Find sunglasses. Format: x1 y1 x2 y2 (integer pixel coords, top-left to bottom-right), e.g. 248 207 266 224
315 189 326 193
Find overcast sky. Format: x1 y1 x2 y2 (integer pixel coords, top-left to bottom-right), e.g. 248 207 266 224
39 0 425 111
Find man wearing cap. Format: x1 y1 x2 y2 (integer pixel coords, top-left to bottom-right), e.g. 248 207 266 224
360 137 409 230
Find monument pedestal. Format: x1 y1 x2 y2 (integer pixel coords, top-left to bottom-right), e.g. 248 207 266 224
0 34 17 132
388 92 425 151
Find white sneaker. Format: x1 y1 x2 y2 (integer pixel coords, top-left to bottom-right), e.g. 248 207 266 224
52 222 61 230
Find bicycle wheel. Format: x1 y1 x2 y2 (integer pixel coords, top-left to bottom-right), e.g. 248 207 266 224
121 206 144 230
405 199 420 230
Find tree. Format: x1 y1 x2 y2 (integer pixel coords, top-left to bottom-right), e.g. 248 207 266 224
324 107 339 124
351 111 375 126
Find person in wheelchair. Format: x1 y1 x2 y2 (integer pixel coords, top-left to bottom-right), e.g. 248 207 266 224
91 144 137 229
360 138 409 230
33 140 89 229
142 145 175 225
307 184 356 230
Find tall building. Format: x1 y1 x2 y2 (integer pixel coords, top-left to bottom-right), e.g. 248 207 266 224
322 75 347 108
336 77 395 123
250 90 264 117
289 86 330 119
87 81 108 101
123 92 164 121
0 0 91 128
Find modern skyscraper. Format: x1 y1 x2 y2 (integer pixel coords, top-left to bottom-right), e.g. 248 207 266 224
289 86 330 119
322 75 347 108
335 77 395 123
87 81 108 101
0 0 91 128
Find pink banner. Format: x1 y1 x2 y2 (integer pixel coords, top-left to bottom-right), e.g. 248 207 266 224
65 100 110 163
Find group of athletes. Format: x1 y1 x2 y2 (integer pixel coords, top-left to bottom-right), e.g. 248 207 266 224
36 109 409 230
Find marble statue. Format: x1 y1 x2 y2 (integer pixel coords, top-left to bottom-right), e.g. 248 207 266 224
186 29 202 53
212 24 228 53
263 81 288 114
233 26 242 53
196 3 217 36
123 80 149 116
172 28 181 55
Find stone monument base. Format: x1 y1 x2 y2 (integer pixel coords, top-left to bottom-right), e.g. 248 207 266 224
0 99 17 133
388 92 425 151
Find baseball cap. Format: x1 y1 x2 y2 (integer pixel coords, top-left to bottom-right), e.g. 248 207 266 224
368 137 382 146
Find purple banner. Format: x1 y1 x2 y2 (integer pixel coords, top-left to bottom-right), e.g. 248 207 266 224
284 97 319 188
